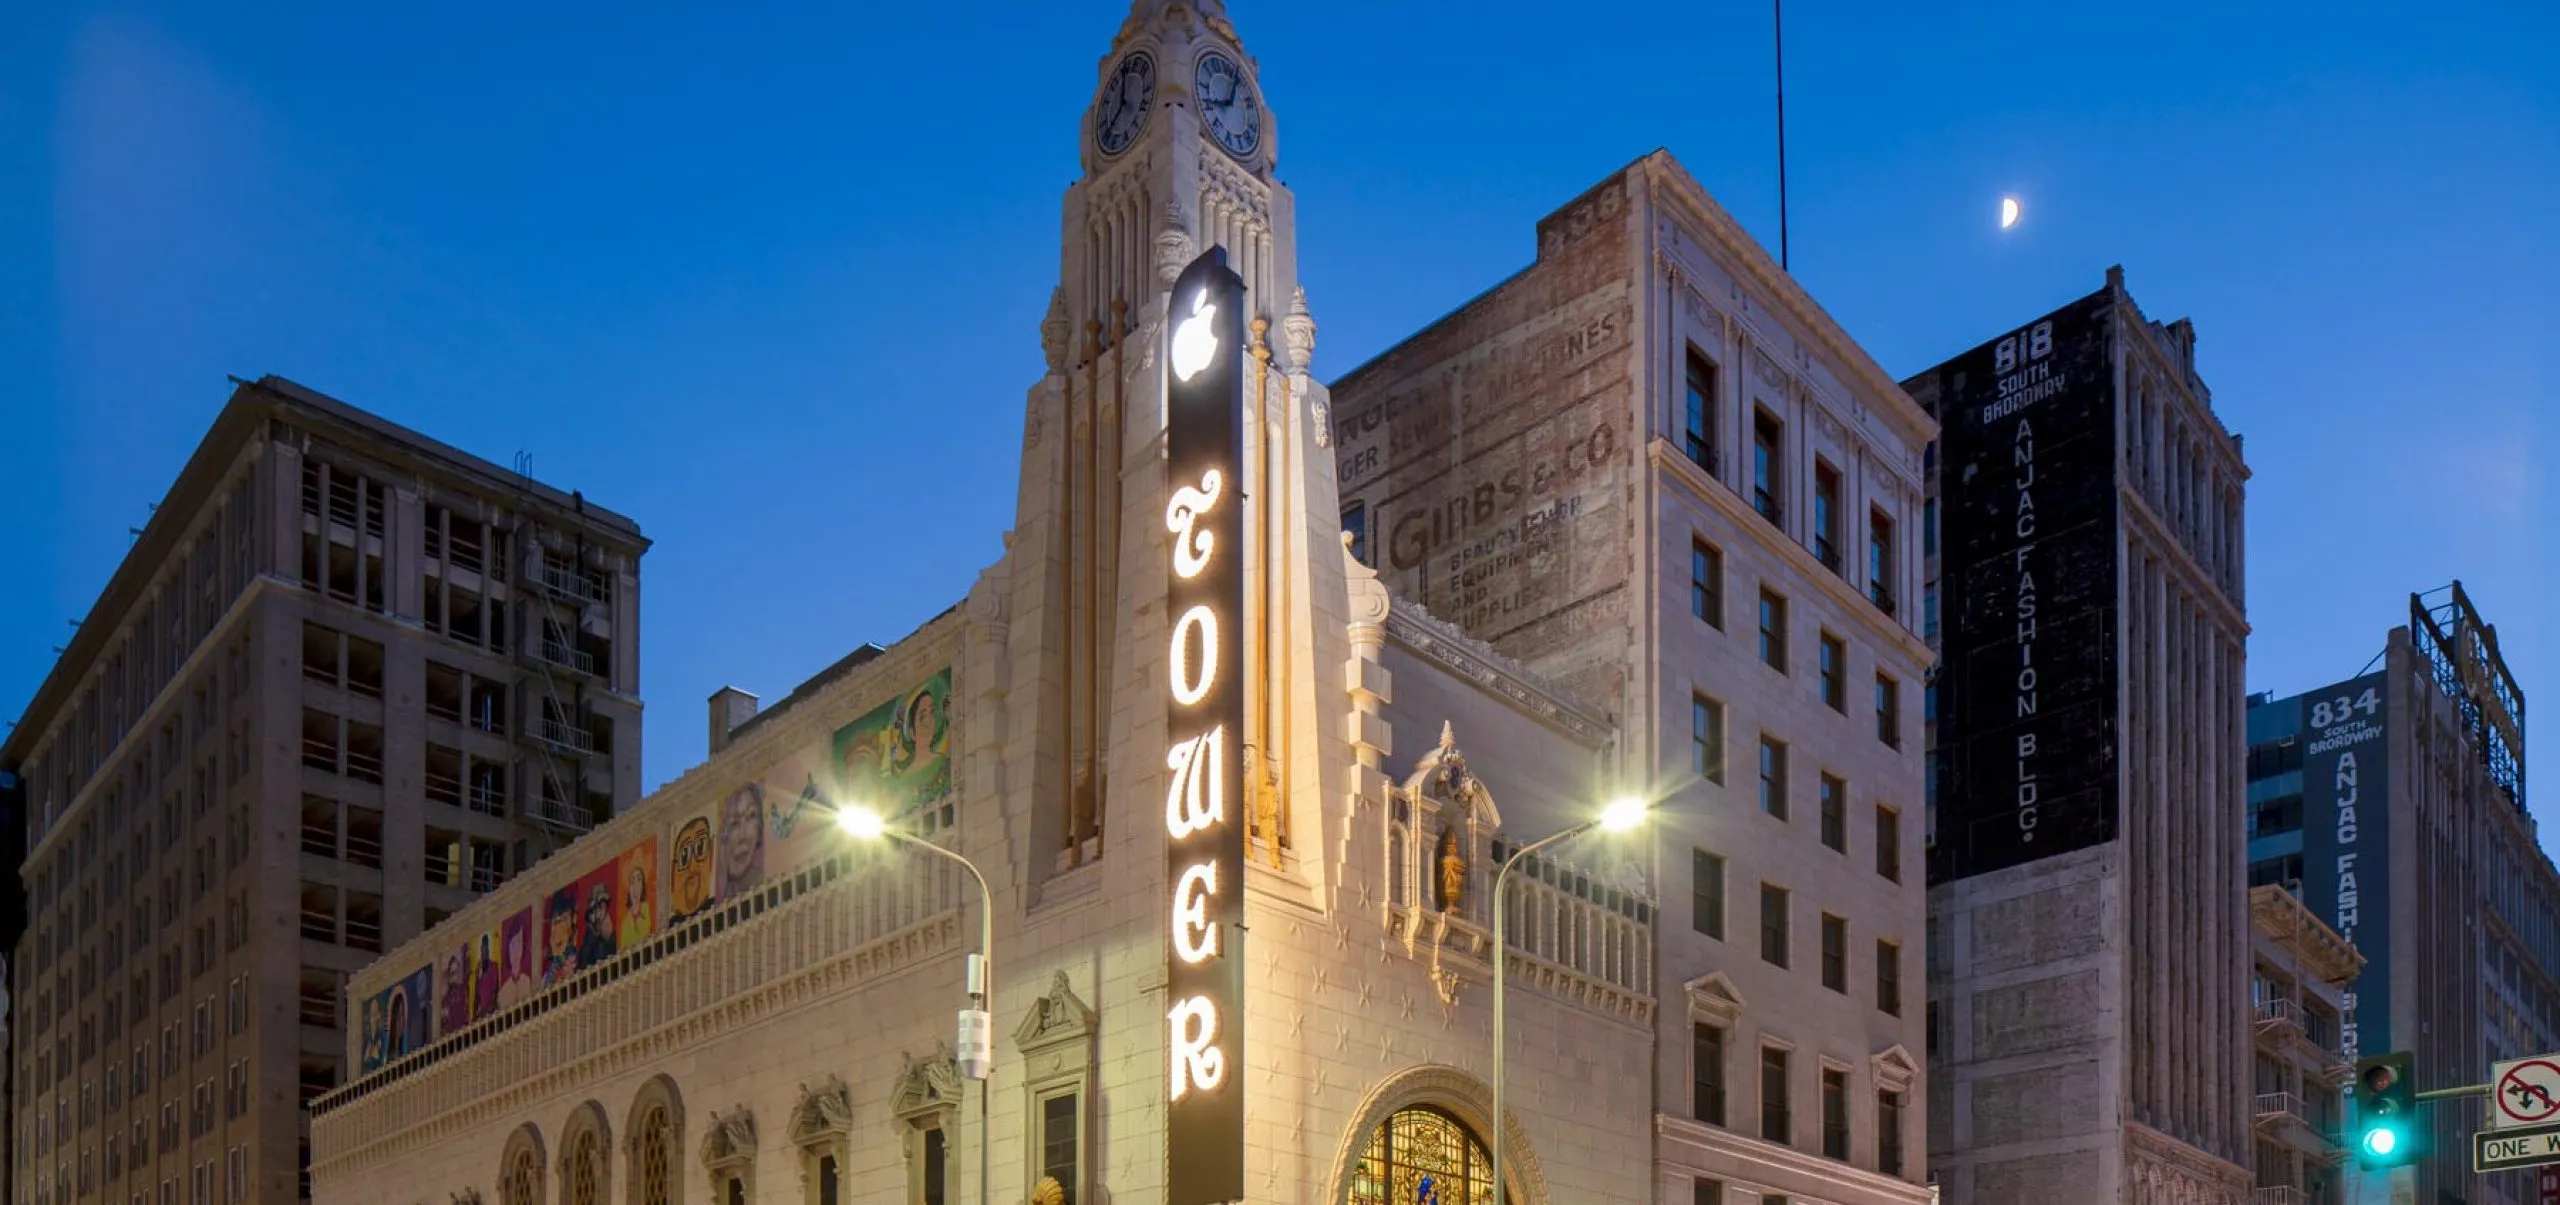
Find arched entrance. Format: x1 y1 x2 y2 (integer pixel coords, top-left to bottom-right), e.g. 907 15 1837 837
1346 1106 1494 1204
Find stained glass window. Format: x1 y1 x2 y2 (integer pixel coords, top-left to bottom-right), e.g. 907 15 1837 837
568 1130 601 1205
502 1147 538 1205
637 1104 672 1205
1346 1106 1494 1205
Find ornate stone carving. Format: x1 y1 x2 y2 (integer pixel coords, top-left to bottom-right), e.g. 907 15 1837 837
1682 971 1747 1027
788 1076 854 1152
1383 601 1611 745
1013 970 1098 1052
1031 1177 1068 1205
1869 1044 1919 1094
1154 198 1194 288
449 1190 483 1205
1281 285 1316 374
1039 287 1069 373
698 1106 755 1187
889 1043 962 1121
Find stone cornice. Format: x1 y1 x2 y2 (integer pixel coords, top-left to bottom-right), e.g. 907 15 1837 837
1382 598 1614 746
2123 1120 2252 1191
1655 1114 1933 1201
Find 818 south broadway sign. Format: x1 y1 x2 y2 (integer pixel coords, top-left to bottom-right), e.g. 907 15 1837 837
1925 287 2122 882
1163 247 1248 1205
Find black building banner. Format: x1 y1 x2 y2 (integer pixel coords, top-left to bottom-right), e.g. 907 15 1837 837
2296 672 2391 1058
1929 287 2121 882
1163 247 1248 1205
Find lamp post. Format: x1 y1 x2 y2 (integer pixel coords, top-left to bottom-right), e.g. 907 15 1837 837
1491 796 1649 1205
837 805 994 1205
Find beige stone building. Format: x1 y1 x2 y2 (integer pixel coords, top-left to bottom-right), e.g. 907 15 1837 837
1329 155 1937 1205
310 4 1642 1205
2245 886 2358 1205
5 378 647 1205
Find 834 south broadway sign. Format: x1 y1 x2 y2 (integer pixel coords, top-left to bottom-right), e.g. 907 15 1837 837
1923 287 2122 882
1163 247 1248 1205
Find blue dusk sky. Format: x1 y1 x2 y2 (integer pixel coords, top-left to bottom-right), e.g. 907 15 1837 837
2 3 2552 828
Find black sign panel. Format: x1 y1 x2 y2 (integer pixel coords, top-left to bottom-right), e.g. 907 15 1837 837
2295 673 2392 1057
1163 247 1247 1205
1927 288 2121 882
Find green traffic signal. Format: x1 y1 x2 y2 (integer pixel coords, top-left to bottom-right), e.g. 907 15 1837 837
2352 1052 2418 1169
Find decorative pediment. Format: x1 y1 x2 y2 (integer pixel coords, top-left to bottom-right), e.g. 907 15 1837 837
1870 1044 1919 1094
890 1043 963 1122
1398 723 1503 831
787 1076 854 1151
1683 971 1747 1027
699 1105 756 1175
450 1191 482 1205
1014 970 1097 1053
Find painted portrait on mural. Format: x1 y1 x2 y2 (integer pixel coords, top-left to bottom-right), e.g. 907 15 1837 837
667 814 716 925
616 838 658 949
719 782 766 896
470 927 503 1017
542 885 581 987
438 949 469 1035
358 995 386 1071
833 668 954 824
494 909 536 1011
575 862 619 967
360 965 435 1074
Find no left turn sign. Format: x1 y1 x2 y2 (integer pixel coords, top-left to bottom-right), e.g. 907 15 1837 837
2495 1057 2560 1130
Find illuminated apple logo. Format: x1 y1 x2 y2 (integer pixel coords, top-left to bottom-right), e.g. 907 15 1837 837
1170 289 1219 382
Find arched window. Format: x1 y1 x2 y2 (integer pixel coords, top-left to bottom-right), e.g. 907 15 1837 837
633 1101 674 1205
559 1103 610 1205
1346 1106 1494 1205
499 1125 546 1205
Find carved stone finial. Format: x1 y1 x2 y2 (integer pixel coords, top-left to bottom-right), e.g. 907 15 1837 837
1281 285 1316 373
1438 721 1457 751
1155 200 1195 288
1040 287 1069 372
1032 1177 1068 1205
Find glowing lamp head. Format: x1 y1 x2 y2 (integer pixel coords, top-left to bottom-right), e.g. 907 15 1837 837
1598 797 1649 833
835 805 887 841
2361 1126 2400 1158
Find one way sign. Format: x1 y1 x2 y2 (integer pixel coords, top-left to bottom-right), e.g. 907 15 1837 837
2477 1122 2560 1173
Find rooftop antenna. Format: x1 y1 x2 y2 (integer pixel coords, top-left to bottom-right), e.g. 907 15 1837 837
1774 0 1790 272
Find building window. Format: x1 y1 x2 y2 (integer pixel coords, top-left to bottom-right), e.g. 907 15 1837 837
1875 806 1902 883
1752 409 1784 523
1692 850 1726 940
921 1128 947 1205
1347 1107 1493 1205
1685 350 1719 474
1922 497 1936 557
1820 915 1848 992
1758 738 1788 820
634 1100 673 1205
1818 634 1845 711
1693 696 1726 785
1877 940 1903 1016
1819 774 1846 853
1038 1091 1079 1205
1342 504 1369 567
1757 590 1788 672
1868 508 1897 613
1692 1023 1728 1126
1878 1090 1906 1175
1691 540 1724 629
500 1139 541 1205
1813 460 1842 571
1760 1047 1792 1145
1821 1068 1850 1160
1875 675 1901 749
1759 885 1790 968
815 1155 838 1205
1693 1178 1724 1205
565 1125 603 1205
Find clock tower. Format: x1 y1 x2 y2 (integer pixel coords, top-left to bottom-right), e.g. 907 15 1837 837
1003 0 1341 901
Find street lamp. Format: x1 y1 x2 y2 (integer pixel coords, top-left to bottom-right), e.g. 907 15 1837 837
1491 796 1649 1205
836 805 994 1205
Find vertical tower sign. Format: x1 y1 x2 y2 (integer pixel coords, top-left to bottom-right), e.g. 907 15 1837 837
1928 287 2122 882
1163 247 1248 1205
2296 672 2391 1058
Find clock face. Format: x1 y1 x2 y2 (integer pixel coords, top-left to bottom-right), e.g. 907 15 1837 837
1192 51 1261 160
1094 52 1156 156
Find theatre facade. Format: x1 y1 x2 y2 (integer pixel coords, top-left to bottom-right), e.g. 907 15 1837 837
309 5 1666 1204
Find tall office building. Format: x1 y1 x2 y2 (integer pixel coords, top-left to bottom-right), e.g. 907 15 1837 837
1333 153 1938 1202
1913 269 2255 1203
2246 582 2547 1205
5 377 647 1205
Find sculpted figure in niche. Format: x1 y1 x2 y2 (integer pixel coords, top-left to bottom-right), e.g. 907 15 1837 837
1435 824 1466 913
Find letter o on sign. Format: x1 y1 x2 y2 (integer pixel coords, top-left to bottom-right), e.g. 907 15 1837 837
1170 605 1219 706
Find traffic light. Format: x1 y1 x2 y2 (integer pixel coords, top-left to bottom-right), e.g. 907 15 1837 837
2352 1052 2419 1168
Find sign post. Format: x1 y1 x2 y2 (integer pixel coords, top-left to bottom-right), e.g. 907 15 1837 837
1163 247 1249 1205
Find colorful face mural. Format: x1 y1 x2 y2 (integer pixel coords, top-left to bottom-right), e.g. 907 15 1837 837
833 668 955 823
438 949 469 1035
668 815 716 924
719 782 766 896
574 861 619 967
616 838 659 950
359 966 435 1074
543 886 582 987
495 909 536 1011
